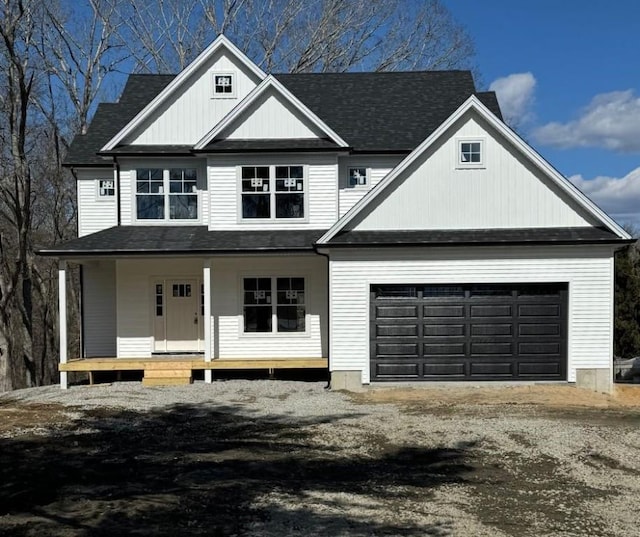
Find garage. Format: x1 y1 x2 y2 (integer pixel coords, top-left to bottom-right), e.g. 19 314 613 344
370 283 567 381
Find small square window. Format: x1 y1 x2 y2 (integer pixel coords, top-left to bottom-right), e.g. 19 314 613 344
212 72 236 98
98 179 115 197
458 140 484 167
348 167 368 188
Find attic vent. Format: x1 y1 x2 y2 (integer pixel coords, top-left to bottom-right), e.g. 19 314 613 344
212 72 236 98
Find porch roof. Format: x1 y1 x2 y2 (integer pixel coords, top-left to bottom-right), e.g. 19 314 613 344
38 226 327 257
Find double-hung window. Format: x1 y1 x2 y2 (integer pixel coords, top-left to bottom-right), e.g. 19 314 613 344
348 167 368 188
136 167 198 221
97 179 115 198
241 165 305 220
243 277 306 333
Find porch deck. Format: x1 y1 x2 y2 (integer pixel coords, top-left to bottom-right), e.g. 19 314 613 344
60 356 329 386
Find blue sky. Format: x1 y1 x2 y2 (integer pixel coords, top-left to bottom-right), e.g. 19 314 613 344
444 0 640 228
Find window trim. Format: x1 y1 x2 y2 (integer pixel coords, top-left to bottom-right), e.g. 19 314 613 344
456 138 485 169
347 166 369 189
133 166 201 224
237 164 308 223
211 71 236 99
239 274 310 337
96 178 116 201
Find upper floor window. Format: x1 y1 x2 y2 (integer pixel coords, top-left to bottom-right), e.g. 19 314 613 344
241 165 305 220
212 72 236 98
136 167 198 221
348 167 368 188
457 139 484 168
97 179 115 198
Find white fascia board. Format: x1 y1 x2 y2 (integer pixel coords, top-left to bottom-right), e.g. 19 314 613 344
318 95 630 243
194 75 350 150
101 35 266 152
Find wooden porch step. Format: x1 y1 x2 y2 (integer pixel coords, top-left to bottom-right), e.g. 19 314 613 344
142 368 193 386
142 376 192 387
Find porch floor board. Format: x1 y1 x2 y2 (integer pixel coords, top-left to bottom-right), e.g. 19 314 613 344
60 357 328 372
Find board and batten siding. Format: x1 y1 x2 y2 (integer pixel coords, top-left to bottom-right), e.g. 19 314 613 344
210 255 327 358
338 156 402 217
125 50 262 145
350 112 597 231
116 258 204 356
82 260 116 357
208 154 338 230
328 246 615 384
222 89 325 139
76 169 117 237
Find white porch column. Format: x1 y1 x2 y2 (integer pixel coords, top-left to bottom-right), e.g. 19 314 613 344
58 260 68 389
203 259 213 383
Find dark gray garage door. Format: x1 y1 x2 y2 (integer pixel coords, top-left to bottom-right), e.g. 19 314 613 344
370 283 567 381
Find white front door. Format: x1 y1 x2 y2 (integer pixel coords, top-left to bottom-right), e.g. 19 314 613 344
164 279 200 352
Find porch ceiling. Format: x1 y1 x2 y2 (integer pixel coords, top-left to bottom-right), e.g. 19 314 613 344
37 226 327 257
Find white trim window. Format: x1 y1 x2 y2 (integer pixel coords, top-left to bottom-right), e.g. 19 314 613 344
241 165 305 220
457 139 484 167
97 179 115 198
243 277 306 333
136 167 198 221
348 167 368 188
212 72 236 98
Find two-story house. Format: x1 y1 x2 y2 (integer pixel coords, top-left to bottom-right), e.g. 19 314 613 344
41 35 632 391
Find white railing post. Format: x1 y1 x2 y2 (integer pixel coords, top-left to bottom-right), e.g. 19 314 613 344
203 259 213 383
58 260 68 389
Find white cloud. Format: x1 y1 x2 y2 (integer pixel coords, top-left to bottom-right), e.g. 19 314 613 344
568 167 640 227
489 72 536 127
534 90 640 152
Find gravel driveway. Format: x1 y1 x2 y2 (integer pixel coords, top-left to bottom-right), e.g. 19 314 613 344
1 381 639 537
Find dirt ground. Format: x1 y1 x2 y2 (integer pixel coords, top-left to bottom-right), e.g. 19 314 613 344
0 382 639 537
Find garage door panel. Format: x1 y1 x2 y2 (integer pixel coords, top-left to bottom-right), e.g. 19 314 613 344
424 324 465 336
375 363 420 377
371 283 567 382
471 304 512 317
423 363 466 377
423 343 466 355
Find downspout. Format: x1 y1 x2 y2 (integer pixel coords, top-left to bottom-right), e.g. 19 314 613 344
314 247 331 390
79 265 85 358
114 157 121 226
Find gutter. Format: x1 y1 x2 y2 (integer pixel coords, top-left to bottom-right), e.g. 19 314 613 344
114 157 121 226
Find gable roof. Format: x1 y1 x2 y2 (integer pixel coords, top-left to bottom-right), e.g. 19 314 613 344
194 75 349 149
65 71 500 166
101 35 266 152
318 95 631 242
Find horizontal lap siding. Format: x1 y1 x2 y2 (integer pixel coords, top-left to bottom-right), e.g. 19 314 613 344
329 246 614 384
77 172 117 236
211 256 327 358
83 261 116 356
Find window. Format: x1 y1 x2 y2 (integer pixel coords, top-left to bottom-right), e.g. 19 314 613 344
212 72 235 98
136 167 198 221
243 277 306 333
155 284 163 316
241 165 305 220
348 167 368 188
98 179 115 198
458 140 484 167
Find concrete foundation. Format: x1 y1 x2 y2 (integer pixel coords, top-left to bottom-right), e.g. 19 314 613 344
576 368 612 394
331 370 364 392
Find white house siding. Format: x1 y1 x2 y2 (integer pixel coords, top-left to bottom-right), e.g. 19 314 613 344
115 258 204 356
208 154 338 230
126 49 262 145
222 89 325 139
82 260 116 356
210 255 328 358
337 156 402 217
76 169 117 237
118 157 208 226
328 246 615 384
350 112 597 231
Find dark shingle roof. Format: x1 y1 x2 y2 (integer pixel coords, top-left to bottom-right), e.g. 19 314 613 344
65 71 502 166
38 226 327 256
196 138 342 152
275 72 502 152
326 227 626 246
